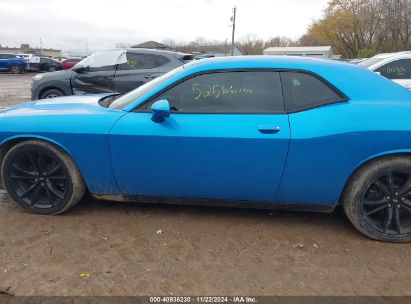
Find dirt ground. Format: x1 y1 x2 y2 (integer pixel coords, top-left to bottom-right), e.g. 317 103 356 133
0 73 410 296
0 73 32 107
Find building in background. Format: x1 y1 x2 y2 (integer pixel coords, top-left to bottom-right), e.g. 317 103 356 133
131 41 243 58
131 41 173 51
191 45 243 58
0 44 62 57
263 46 333 59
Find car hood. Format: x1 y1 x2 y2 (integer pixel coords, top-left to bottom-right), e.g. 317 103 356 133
0 93 117 116
34 69 73 81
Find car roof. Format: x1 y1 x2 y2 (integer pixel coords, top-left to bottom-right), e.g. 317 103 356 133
372 51 411 59
175 56 411 102
125 48 191 57
122 55 411 111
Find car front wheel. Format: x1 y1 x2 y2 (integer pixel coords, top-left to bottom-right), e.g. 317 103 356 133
10 65 20 74
40 88 64 99
1 140 86 214
343 156 411 242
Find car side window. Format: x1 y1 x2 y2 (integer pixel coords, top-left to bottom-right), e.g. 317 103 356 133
154 55 170 67
281 72 345 112
139 71 284 113
0 55 5 59
88 65 116 72
118 53 158 70
375 59 411 80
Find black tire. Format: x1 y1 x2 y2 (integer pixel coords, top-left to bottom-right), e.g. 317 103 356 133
10 65 20 74
343 156 411 242
40 88 64 99
1 140 86 215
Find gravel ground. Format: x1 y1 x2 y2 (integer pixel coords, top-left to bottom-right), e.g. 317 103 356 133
0 73 33 107
0 73 410 296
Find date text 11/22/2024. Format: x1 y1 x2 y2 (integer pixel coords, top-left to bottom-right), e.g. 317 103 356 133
149 296 257 303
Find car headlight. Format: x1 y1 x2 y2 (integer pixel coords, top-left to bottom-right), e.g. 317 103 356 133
32 74 44 81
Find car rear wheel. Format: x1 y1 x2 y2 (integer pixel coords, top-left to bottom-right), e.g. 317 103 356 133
40 88 64 99
48 66 56 72
10 65 20 74
343 156 411 242
1 140 86 215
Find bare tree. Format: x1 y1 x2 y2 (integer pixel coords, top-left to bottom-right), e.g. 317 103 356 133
114 42 132 49
237 34 265 55
302 0 411 58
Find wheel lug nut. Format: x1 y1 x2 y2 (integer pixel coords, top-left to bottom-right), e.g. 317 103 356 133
402 198 405 201
387 196 391 200
395 192 399 196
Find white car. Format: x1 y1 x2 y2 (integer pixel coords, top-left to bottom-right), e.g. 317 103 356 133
17 53 40 64
359 51 411 90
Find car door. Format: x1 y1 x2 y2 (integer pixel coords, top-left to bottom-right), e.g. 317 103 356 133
71 64 117 95
112 52 161 93
375 58 411 90
275 71 351 206
109 70 290 202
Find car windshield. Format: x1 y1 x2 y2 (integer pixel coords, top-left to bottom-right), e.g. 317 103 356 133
359 57 385 68
109 66 185 109
73 50 127 69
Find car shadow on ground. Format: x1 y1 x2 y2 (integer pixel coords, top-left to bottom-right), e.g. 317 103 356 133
0 190 366 242
65 194 363 240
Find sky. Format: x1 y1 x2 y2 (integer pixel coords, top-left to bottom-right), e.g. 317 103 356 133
0 0 329 54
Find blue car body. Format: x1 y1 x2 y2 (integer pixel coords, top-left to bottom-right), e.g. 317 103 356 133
1 56 411 211
0 54 28 72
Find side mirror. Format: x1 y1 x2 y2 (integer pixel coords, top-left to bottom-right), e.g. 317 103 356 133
151 99 170 123
73 65 87 73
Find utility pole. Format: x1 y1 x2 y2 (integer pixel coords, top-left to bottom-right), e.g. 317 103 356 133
40 38 43 55
230 6 236 56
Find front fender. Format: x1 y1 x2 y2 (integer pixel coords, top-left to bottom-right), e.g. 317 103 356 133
31 79 72 100
0 134 72 156
0 135 75 190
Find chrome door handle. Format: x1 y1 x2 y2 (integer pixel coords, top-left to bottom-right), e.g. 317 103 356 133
258 125 281 134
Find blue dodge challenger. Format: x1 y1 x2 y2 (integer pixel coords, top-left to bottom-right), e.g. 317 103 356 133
1 56 411 242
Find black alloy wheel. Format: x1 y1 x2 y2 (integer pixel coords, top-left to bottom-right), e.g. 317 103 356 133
360 171 411 235
343 156 411 242
2 140 86 214
7 150 68 209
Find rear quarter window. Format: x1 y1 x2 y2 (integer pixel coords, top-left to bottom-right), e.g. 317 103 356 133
281 72 346 112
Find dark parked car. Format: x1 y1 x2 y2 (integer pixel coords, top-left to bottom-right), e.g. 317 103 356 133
0 53 28 73
31 57 63 72
31 49 193 100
